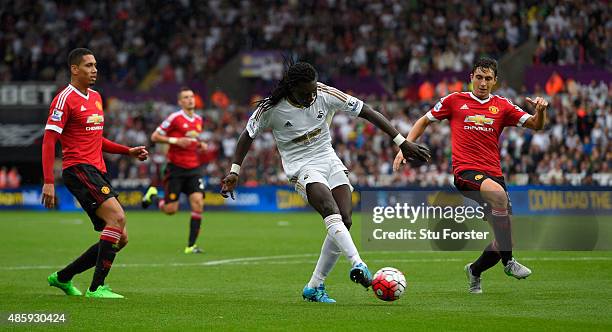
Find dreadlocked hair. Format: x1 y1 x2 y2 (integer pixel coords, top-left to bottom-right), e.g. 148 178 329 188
256 61 317 112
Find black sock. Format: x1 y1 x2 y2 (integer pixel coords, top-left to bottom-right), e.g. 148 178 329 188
470 242 501 277
491 209 513 266
89 227 122 292
188 212 202 247
89 240 118 292
57 243 99 282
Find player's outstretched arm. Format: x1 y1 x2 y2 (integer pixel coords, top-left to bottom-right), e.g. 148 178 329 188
102 137 148 161
358 104 431 163
406 115 432 142
221 130 254 200
523 96 549 130
393 115 432 171
151 130 194 148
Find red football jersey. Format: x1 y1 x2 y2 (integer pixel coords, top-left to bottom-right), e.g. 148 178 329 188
156 110 203 169
45 84 107 173
426 92 532 177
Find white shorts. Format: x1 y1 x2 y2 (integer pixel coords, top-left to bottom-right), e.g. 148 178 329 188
292 155 353 201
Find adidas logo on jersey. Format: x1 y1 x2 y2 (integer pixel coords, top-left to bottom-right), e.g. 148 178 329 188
80 105 87 111
284 121 293 127
460 104 469 110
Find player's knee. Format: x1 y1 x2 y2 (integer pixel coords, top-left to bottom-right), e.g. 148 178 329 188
486 191 508 209
320 200 340 217
191 201 204 212
116 212 126 226
106 211 126 228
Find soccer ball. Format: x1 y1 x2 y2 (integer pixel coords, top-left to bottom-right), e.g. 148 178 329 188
371 267 407 301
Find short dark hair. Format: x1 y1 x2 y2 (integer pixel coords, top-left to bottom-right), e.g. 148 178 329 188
177 86 193 99
68 48 94 67
471 57 498 77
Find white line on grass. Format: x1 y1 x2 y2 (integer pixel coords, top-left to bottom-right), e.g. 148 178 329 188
1 254 611 271
0 254 317 271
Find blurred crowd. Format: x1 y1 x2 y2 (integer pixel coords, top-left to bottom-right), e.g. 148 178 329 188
532 2 610 66
98 78 610 188
1 0 609 187
1 1 609 92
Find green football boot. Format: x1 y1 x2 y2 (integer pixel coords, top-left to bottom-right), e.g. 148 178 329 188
85 285 124 299
48 272 82 296
184 245 204 254
141 186 158 209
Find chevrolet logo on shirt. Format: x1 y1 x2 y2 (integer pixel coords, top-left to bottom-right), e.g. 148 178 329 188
464 115 494 126
464 114 494 132
86 114 104 125
85 114 104 131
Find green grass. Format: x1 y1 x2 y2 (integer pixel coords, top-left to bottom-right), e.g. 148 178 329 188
0 211 611 331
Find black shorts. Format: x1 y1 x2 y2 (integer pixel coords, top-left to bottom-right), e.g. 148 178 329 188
453 170 512 215
162 163 204 203
62 164 118 231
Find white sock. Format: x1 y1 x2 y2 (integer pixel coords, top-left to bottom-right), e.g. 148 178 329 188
307 235 342 288
324 214 363 268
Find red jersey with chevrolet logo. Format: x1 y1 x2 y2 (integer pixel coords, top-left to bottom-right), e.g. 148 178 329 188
45 84 107 172
156 110 203 169
425 92 532 177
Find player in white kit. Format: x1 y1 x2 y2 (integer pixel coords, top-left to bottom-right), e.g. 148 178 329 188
221 62 430 302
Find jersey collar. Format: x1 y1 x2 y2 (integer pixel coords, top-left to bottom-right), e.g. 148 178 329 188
469 92 491 104
69 84 89 100
181 110 195 122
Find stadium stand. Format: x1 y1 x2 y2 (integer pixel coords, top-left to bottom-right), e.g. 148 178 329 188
0 0 609 187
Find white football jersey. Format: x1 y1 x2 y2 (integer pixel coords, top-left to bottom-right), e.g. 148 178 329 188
246 82 364 179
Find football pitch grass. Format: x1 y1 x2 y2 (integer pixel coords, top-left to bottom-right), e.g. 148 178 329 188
1 211 611 331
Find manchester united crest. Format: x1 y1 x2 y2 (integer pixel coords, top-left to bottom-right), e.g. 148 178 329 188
489 106 499 114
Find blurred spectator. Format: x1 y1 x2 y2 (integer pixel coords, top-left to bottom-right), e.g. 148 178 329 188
7 167 21 188
0 166 20 189
0 167 6 189
545 71 563 96
418 81 435 101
